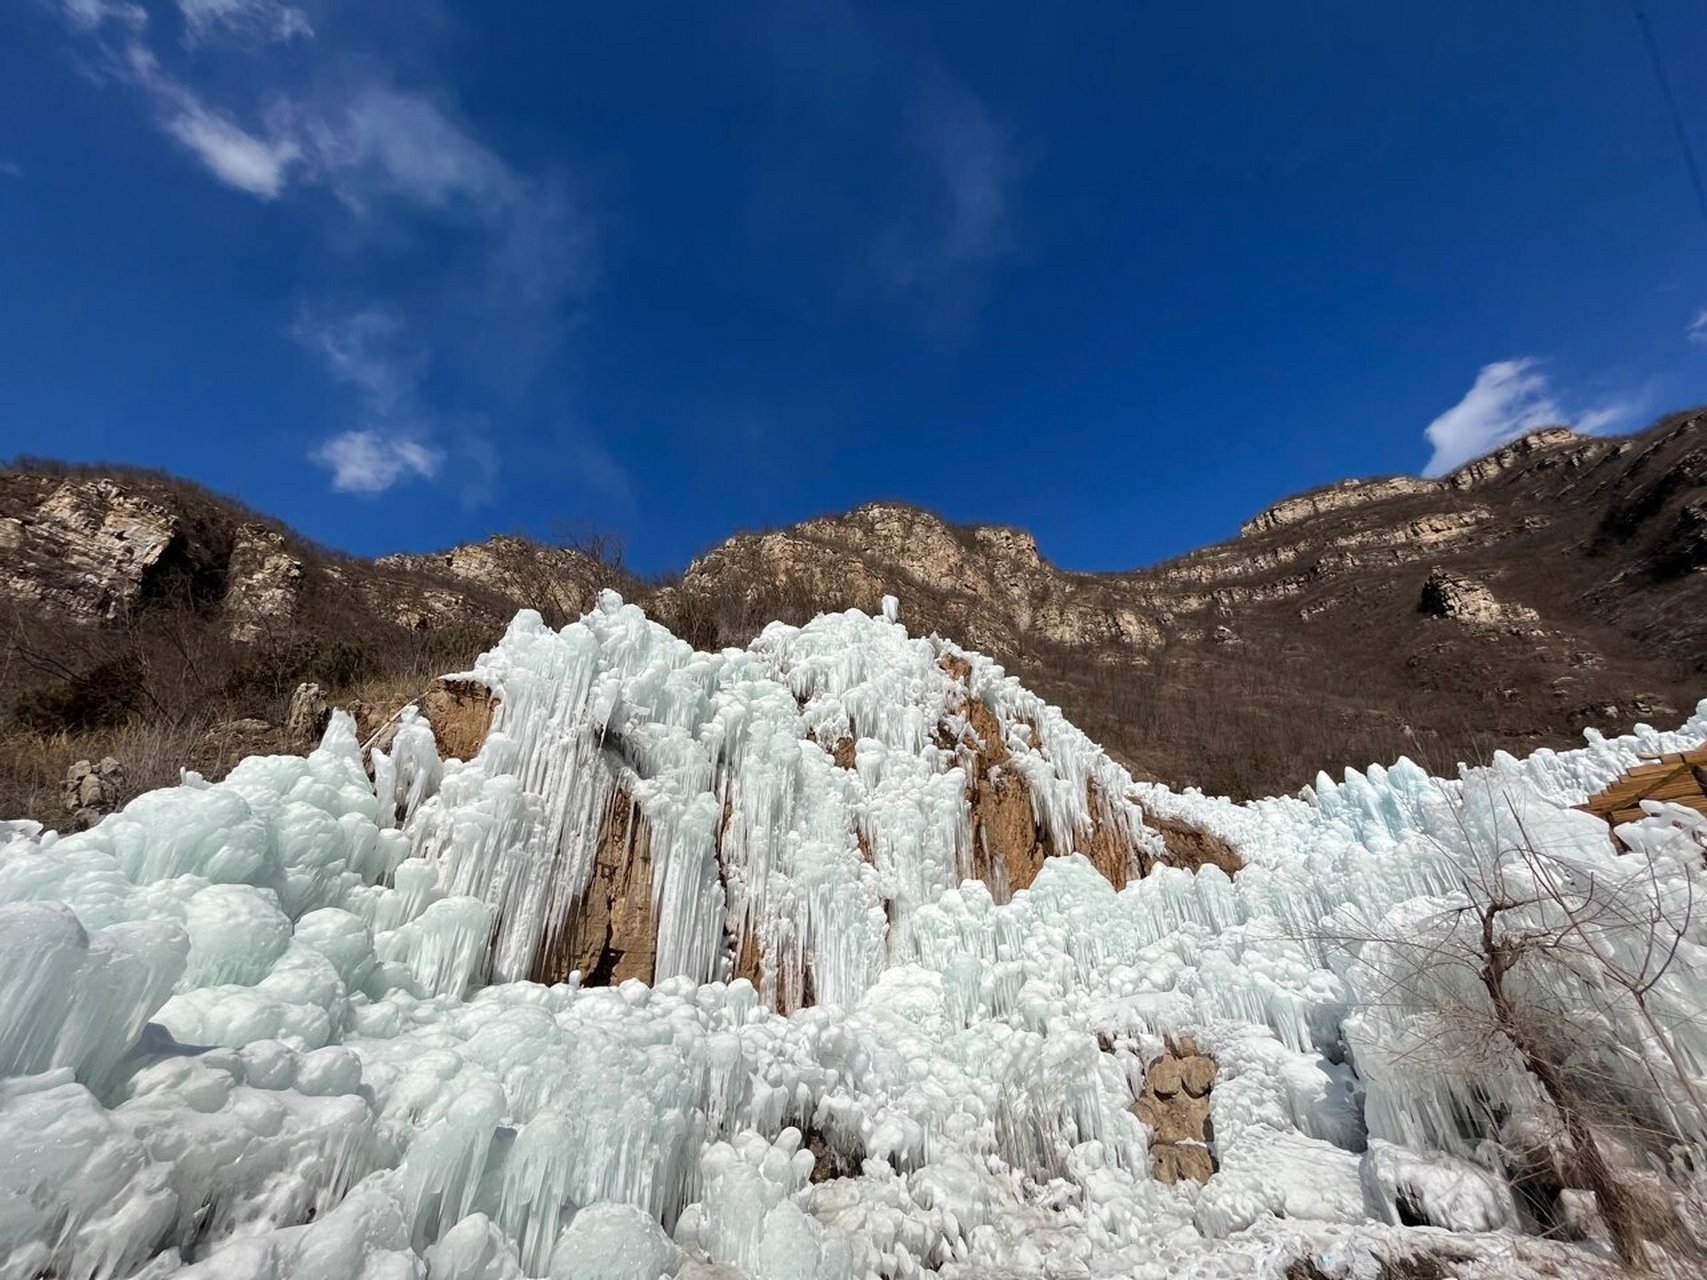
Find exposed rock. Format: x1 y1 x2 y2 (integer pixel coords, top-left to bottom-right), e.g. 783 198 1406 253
1085 781 1144 887
1145 812 1243 875
951 663 1055 901
61 756 124 829
0 479 178 620
419 678 496 761
1418 568 1537 626
379 536 604 625
1444 426 1582 489
224 524 304 641
4 410 1705 803
531 789 656 986
940 657 1142 896
804 1123 862 1184
285 682 330 747
1241 476 1437 536
1131 1040 1218 1183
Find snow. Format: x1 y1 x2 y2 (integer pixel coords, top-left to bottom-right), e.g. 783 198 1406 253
0 590 1704 1279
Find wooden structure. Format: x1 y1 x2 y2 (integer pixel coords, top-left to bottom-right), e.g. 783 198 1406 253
1580 747 1707 837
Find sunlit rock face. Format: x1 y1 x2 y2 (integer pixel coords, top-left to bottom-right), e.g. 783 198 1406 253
1 592 1705 1279
0 478 180 620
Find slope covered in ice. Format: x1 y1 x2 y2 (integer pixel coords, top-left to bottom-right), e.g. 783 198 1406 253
1 592 1704 1279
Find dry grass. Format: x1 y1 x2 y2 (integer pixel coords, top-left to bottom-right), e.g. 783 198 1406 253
0 717 237 829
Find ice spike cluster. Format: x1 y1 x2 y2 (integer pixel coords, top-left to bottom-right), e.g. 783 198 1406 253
1 592 1704 1279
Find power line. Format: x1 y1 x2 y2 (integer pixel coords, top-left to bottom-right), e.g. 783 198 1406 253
1628 0 1707 225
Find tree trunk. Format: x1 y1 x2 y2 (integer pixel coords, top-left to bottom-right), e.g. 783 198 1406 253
1479 924 1649 1270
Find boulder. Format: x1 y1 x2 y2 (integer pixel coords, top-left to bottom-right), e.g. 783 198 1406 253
1418 568 1536 627
1131 1042 1220 1183
285 682 330 747
61 756 124 829
420 678 496 762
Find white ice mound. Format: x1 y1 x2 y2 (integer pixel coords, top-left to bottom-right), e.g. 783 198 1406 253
0 591 1703 1279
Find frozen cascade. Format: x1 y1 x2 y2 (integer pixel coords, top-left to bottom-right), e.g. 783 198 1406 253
0 591 1702 1278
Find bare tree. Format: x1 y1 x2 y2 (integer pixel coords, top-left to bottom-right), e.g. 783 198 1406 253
1317 784 1707 1270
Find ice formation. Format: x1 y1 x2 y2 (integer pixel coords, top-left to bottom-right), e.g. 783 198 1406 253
1 591 1704 1279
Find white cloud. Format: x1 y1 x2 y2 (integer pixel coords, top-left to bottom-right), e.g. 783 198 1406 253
161 102 297 196
109 40 301 198
1422 359 1635 475
290 87 597 307
47 4 596 298
175 0 312 46
0 160 22 178
295 307 449 497
292 306 427 412
1688 309 1707 347
46 0 599 504
310 429 443 494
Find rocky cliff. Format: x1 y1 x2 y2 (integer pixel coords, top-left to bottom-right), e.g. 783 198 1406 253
3 408 1703 803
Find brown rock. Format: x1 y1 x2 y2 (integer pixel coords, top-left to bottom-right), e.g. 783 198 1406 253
0 478 179 620
1153 1144 1216 1186
1178 1053 1216 1098
1145 812 1243 875
532 788 657 987
1133 1044 1219 1183
1148 1054 1183 1098
1084 781 1142 888
61 756 124 829
937 653 973 684
420 678 496 761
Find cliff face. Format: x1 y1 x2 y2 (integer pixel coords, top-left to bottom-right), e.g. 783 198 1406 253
3 409 1704 798
665 414 1707 792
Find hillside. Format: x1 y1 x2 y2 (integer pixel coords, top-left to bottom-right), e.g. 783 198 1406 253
1 409 1703 819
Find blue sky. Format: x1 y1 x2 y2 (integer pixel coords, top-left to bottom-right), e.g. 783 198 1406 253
4 1 1707 574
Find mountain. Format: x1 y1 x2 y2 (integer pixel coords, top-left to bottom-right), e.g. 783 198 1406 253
2 590 1704 1277
2 409 1703 819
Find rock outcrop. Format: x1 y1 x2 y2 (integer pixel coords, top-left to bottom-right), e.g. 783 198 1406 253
419 678 496 762
0 479 179 620
1418 568 1537 627
61 757 124 830
4 409 1706 800
1241 476 1438 536
1132 1039 1218 1184
224 525 304 641
532 789 657 987
285 683 331 748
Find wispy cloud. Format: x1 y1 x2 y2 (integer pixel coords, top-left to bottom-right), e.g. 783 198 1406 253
0 160 22 179
52 0 145 33
872 75 1017 337
175 0 312 46
292 306 428 413
44 0 600 503
1422 359 1637 475
1688 309 1707 347
311 429 443 495
295 305 449 495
